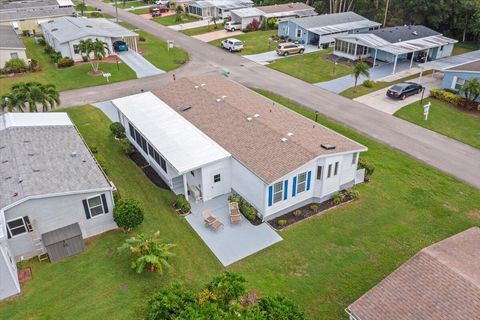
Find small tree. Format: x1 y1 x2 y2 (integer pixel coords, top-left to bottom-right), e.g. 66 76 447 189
113 198 144 232
210 16 218 29
460 78 480 106
175 5 184 22
352 61 370 93
77 38 110 73
255 296 305 320
207 272 247 306
118 231 175 273
75 2 87 16
1 82 59 112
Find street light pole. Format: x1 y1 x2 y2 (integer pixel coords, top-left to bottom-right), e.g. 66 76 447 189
114 0 119 22
315 110 319 123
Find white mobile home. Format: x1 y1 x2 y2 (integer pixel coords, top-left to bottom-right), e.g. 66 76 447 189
0 113 116 301
40 17 138 61
187 0 253 19
0 25 28 67
112 77 367 221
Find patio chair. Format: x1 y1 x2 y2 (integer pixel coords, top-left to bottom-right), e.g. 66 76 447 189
202 210 224 230
229 202 242 224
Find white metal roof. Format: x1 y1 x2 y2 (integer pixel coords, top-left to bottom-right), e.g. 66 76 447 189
0 112 72 130
231 7 263 18
56 0 74 6
419 50 480 71
336 33 457 55
308 19 380 35
112 92 231 174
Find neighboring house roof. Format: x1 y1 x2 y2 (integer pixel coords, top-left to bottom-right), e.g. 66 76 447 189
259 2 314 14
347 227 480 320
336 30 457 55
291 11 378 31
40 17 137 44
370 25 439 43
446 59 480 72
231 7 263 18
151 77 366 184
112 92 231 175
189 0 252 9
419 50 480 71
0 113 111 210
0 25 24 49
0 0 73 22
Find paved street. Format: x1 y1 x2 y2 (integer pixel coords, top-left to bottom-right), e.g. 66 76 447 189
73 0 480 189
354 75 442 114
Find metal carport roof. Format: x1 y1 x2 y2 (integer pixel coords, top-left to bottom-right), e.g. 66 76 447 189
419 50 480 71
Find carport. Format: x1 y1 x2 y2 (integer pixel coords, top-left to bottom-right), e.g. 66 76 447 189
417 49 480 81
41 223 85 262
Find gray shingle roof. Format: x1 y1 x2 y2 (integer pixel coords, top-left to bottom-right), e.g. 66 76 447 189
0 119 111 209
291 11 370 30
0 0 73 21
41 17 138 44
348 227 480 320
369 25 440 43
0 25 24 49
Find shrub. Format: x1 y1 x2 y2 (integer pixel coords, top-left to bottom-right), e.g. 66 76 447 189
430 88 462 106
3 58 28 73
110 122 126 139
173 194 191 214
310 204 319 213
246 18 260 32
362 79 374 88
139 35 146 42
277 219 287 227
50 52 62 63
256 296 305 320
342 188 359 200
119 140 135 155
207 272 246 306
44 45 55 54
242 28 249 33
89 146 98 154
332 192 345 205
29 59 40 71
113 198 144 232
293 209 303 217
82 55 89 62
358 158 375 177
36 37 46 46
229 194 258 221
89 11 102 17
57 57 74 68
22 30 30 36
146 283 196 320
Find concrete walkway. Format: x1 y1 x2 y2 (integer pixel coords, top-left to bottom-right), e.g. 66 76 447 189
244 45 322 64
315 61 419 94
186 195 282 266
169 19 223 31
354 75 442 114
193 29 242 42
92 100 119 122
117 50 164 78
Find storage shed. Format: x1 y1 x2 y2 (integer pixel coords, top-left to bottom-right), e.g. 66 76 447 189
41 223 85 262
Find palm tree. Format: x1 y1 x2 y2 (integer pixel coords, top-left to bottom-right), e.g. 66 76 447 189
77 38 110 74
460 78 480 107
175 5 184 22
118 231 175 274
2 82 59 112
351 61 370 93
75 2 87 16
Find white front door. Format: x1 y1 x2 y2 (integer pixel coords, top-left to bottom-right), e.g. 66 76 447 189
207 168 224 200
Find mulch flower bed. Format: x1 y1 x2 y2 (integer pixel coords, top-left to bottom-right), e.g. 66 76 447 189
129 151 170 190
268 197 354 231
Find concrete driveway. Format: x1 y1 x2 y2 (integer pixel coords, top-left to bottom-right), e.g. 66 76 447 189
193 29 242 42
244 45 322 64
117 50 164 78
169 19 224 31
354 75 442 114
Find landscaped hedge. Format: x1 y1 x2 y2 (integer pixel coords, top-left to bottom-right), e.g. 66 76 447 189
173 194 191 214
430 88 463 106
57 57 74 68
228 194 258 221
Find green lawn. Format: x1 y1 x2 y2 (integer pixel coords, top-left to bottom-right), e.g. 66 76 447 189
0 38 136 95
209 30 278 55
394 98 480 149
119 22 189 71
114 0 145 8
132 7 150 14
181 24 223 36
1 93 479 319
452 42 480 56
153 14 199 26
266 49 353 83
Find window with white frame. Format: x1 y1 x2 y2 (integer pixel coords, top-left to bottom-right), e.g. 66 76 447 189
352 153 358 165
297 172 307 193
455 77 466 90
296 28 302 38
7 217 28 237
86 195 105 217
316 166 323 180
273 181 283 204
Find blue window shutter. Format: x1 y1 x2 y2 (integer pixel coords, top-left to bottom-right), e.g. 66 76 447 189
268 186 273 207
306 171 312 191
283 180 288 200
292 176 297 197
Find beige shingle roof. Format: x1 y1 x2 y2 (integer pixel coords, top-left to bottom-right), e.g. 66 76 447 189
348 227 480 320
153 77 365 184
259 2 314 14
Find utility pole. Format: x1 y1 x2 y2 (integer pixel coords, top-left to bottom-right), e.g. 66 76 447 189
114 0 119 23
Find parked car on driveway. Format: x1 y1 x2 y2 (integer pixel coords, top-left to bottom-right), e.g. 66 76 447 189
155 0 169 5
224 21 241 32
220 38 244 52
276 42 305 56
113 40 128 52
386 82 423 100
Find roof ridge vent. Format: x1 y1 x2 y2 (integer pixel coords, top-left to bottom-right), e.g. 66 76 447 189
321 143 336 150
